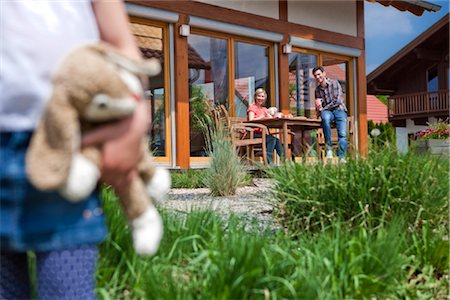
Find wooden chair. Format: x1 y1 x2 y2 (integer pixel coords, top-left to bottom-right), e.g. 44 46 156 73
230 123 269 165
317 116 354 159
212 105 231 132
212 105 269 165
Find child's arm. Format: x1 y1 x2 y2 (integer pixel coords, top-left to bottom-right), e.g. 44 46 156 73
83 0 149 194
92 0 141 60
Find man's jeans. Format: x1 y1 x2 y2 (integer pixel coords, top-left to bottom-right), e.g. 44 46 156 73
321 110 348 158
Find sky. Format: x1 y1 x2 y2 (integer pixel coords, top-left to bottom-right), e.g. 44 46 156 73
365 0 449 74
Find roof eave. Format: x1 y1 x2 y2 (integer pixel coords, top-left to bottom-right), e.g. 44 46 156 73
370 0 441 16
402 0 441 13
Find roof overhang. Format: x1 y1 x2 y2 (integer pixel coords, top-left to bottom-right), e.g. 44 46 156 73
368 0 441 16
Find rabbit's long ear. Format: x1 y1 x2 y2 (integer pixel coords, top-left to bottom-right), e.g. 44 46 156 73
105 51 161 77
86 42 161 76
26 87 80 191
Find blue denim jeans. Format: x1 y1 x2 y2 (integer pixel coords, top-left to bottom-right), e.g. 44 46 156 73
255 133 283 164
266 135 283 164
0 131 107 252
321 110 348 158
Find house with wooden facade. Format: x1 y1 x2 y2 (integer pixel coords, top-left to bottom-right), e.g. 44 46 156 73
125 0 441 168
367 13 448 152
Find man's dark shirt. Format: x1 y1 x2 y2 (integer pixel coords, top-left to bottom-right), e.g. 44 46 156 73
315 78 347 112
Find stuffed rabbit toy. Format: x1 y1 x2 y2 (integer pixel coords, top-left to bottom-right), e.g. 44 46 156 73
26 43 171 255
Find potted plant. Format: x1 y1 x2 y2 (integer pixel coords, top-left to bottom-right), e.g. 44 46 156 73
414 120 450 155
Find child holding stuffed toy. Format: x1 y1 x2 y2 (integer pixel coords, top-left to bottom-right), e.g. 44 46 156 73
0 1 152 299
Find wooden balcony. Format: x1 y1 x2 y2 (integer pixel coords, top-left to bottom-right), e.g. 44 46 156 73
388 90 449 121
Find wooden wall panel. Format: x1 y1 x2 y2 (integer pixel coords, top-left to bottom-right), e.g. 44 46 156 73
278 35 290 114
357 0 364 38
279 0 288 21
357 51 368 156
356 1 368 156
174 14 190 169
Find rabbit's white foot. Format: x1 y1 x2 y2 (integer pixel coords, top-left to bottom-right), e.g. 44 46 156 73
146 167 171 203
60 154 100 202
131 206 163 256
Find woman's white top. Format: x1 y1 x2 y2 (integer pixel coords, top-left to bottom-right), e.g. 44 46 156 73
0 1 100 131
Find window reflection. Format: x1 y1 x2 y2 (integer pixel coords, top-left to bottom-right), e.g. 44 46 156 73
188 34 229 157
426 65 439 109
288 52 317 118
287 52 318 158
234 42 270 118
131 23 167 157
427 65 438 92
322 56 349 108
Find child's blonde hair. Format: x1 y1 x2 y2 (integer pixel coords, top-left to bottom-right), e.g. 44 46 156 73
267 107 278 116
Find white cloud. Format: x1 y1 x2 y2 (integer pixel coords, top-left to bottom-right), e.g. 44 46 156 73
365 3 414 38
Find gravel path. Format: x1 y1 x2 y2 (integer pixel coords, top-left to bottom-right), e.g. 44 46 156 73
160 178 280 229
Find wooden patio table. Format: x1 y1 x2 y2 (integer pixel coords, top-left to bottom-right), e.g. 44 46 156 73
244 116 322 161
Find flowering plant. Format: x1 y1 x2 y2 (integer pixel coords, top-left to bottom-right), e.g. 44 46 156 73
415 121 450 140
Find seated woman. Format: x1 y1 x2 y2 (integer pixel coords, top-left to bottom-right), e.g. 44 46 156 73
247 88 283 164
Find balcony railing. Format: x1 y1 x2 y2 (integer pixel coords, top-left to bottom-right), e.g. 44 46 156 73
388 90 449 119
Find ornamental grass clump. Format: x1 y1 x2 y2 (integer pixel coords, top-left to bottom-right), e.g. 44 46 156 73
415 120 450 140
201 119 246 196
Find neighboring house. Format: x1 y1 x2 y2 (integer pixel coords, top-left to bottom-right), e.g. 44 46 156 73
367 95 388 124
125 0 440 168
367 13 449 153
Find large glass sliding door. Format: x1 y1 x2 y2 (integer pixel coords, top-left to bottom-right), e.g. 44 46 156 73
289 50 353 117
288 49 355 158
322 56 351 113
130 20 170 163
187 31 274 160
234 41 271 118
188 34 229 157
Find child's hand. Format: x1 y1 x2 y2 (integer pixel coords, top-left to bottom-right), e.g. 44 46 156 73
101 101 150 193
81 101 151 193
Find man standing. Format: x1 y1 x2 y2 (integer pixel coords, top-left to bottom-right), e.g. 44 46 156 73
313 66 348 160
